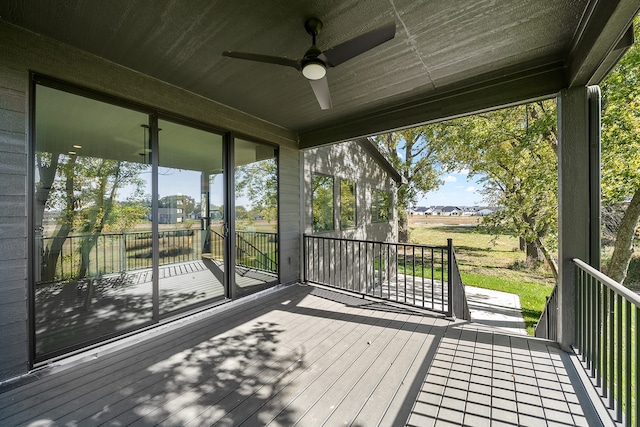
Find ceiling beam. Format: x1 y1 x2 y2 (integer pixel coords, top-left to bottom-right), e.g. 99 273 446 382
567 0 639 87
298 62 566 149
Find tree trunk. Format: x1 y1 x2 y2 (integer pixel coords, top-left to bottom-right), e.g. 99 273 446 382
398 215 409 243
536 237 558 281
519 237 526 251
605 188 640 283
525 240 543 262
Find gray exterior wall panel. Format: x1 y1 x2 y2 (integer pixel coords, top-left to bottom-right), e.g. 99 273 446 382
0 130 26 154
0 152 27 175
278 146 301 284
0 21 302 381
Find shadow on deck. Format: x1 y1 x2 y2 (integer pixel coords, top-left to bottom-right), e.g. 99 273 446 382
0 284 598 426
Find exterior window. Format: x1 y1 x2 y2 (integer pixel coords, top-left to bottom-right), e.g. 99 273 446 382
340 180 356 229
313 174 334 232
372 190 392 222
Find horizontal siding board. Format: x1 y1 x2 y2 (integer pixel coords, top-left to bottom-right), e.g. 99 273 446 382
0 286 26 304
0 129 26 154
0 320 28 344
0 352 28 383
0 279 27 293
0 303 27 325
0 87 25 113
0 238 26 260
0 195 26 216
0 108 26 134
0 64 26 92
0 258 27 282
0 216 26 238
0 152 26 175
0 173 26 196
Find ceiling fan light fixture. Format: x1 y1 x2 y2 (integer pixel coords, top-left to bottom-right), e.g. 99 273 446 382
302 61 326 80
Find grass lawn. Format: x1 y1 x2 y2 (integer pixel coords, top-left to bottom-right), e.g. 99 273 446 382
408 216 555 335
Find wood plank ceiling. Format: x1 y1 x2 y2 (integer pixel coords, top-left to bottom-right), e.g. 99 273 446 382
1 0 638 147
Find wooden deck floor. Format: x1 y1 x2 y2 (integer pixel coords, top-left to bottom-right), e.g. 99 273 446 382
1 284 596 426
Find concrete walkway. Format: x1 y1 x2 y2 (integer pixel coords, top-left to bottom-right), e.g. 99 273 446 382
465 286 528 335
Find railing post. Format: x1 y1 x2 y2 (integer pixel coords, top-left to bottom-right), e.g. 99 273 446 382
447 238 453 318
302 234 307 283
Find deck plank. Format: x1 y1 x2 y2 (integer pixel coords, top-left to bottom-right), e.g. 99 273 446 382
0 284 599 427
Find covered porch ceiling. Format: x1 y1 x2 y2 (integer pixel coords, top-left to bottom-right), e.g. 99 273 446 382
1 0 638 148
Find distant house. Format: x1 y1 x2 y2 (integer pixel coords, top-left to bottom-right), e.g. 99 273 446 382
412 206 428 215
441 206 463 216
430 206 444 215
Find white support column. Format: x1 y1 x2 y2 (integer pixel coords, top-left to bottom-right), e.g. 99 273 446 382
557 86 600 350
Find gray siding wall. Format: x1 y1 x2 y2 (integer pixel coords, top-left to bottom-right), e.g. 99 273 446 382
278 146 301 284
0 22 301 382
303 141 399 242
0 63 29 381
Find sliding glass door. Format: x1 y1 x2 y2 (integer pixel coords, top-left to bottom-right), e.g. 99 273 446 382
233 138 279 296
32 79 279 361
33 84 154 358
157 119 226 315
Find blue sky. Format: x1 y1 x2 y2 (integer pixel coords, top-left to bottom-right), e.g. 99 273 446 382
415 170 485 207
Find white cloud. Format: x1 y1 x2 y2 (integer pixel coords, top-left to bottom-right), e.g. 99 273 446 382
454 168 470 175
465 186 478 193
444 175 457 183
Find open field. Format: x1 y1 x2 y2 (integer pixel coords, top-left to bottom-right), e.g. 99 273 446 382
408 215 555 334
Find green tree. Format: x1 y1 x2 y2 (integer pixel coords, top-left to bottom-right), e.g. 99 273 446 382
374 129 442 242
235 158 278 223
312 175 334 232
426 101 559 278
601 17 640 284
39 154 148 281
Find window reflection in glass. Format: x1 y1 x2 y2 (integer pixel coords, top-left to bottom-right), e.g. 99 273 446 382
157 119 225 315
313 174 334 232
234 138 279 296
33 84 153 359
340 180 356 229
372 190 392 222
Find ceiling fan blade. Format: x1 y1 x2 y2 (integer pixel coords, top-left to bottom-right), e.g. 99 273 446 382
319 22 396 67
309 76 332 110
222 51 301 70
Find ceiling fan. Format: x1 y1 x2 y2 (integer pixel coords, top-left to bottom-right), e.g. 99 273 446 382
222 18 396 110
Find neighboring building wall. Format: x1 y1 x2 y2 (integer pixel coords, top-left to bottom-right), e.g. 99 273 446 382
0 22 301 382
303 140 399 242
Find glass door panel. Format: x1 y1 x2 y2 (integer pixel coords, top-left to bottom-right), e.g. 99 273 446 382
233 138 279 296
33 84 153 359
157 120 225 315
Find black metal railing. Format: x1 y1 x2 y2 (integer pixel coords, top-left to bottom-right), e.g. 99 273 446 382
39 228 278 282
236 231 278 273
534 284 558 341
303 235 470 319
573 258 639 427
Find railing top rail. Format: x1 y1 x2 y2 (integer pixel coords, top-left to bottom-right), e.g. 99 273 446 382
236 230 277 235
573 258 640 308
303 233 448 250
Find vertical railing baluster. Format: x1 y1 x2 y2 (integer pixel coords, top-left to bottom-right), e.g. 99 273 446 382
635 305 639 427
431 248 434 310
609 287 615 410
625 300 631 427
421 246 425 308
412 245 416 305
603 283 609 400
595 277 601 385
387 243 391 300
617 293 623 422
